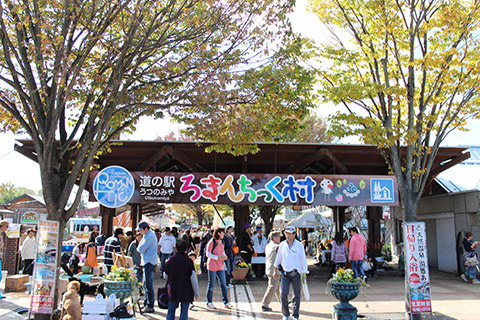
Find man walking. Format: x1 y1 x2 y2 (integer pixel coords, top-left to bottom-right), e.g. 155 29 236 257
158 227 176 274
104 228 124 273
223 226 235 287
261 231 281 312
349 227 367 280
274 227 308 320
137 221 158 313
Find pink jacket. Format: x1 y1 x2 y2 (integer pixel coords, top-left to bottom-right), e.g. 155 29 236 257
206 239 226 272
349 234 367 261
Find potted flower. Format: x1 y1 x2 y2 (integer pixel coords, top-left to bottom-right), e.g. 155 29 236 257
327 268 367 318
231 258 250 280
102 266 141 302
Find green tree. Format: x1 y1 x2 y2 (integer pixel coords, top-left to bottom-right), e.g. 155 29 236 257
311 0 480 317
0 182 37 204
289 112 336 143
0 0 315 315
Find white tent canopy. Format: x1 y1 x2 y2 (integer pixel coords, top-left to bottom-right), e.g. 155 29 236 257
286 208 333 229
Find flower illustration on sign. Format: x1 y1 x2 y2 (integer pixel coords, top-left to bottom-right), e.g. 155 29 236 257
343 182 361 198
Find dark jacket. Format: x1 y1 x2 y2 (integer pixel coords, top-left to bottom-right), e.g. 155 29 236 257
164 252 195 302
238 231 253 254
223 234 235 259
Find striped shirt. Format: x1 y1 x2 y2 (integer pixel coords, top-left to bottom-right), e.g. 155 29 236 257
104 236 121 267
331 241 348 263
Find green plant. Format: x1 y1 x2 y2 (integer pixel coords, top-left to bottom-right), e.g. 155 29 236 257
103 266 142 301
327 268 368 286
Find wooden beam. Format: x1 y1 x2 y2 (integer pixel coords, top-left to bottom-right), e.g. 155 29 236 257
429 152 470 178
136 147 168 171
423 152 470 194
286 148 328 173
164 145 207 172
322 148 349 174
14 144 38 163
286 148 349 174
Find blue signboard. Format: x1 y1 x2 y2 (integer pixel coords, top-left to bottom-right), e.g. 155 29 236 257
93 166 135 208
370 178 395 203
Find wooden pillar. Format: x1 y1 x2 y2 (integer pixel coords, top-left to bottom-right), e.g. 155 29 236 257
334 207 346 235
131 204 141 232
100 205 115 237
234 205 250 237
367 206 382 254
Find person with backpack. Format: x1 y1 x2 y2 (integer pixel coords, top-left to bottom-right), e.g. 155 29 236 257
205 227 232 309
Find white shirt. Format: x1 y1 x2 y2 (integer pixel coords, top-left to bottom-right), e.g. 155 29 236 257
274 239 308 274
158 234 176 254
253 234 267 254
21 236 36 260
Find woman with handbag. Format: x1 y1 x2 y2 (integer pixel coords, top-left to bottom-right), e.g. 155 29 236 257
460 232 480 284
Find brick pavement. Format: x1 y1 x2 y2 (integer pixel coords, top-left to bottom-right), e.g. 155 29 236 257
0 260 478 320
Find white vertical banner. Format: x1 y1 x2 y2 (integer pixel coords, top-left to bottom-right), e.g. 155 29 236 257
403 222 432 313
30 220 60 314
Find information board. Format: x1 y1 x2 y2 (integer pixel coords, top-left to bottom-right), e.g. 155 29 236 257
30 220 59 314
404 221 432 314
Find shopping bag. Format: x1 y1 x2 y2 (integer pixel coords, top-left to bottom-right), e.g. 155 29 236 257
301 274 310 301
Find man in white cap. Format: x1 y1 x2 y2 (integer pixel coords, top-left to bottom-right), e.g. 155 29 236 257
136 221 158 313
274 226 308 320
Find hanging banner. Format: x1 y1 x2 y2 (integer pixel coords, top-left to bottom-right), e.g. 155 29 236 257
90 167 399 207
404 222 432 314
30 220 60 314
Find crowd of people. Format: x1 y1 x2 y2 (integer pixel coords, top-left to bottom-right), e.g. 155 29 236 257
12 217 480 319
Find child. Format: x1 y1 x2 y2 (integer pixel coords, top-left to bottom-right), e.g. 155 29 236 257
362 255 375 278
188 251 201 310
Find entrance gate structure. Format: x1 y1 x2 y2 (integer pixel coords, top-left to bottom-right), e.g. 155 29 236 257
15 140 469 250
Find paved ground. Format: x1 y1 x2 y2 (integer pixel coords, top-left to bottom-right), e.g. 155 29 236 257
0 259 478 320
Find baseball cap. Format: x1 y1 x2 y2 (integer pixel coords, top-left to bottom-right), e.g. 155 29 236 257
243 223 251 229
135 221 149 231
256 226 262 230
284 226 296 233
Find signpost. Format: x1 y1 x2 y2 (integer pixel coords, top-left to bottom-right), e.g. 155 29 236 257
90 167 399 208
30 220 60 314
404 222 432 314
21 211 40 224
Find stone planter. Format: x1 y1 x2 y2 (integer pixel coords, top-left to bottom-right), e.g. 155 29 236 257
232 267 249 280
103 280 132 301
329 281 360 320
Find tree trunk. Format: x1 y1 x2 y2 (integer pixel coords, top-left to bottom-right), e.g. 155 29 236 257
401 190 423 320
259 206 279 236
33 217 67 320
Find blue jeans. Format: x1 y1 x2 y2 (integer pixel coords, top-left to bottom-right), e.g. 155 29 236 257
143 263 156 308
135 267 143 284
465 265 477 280
206 270 229 304
161 253 173 273
167 301 189 320
281 272 301 318
351 260 366 279
225 258 234 285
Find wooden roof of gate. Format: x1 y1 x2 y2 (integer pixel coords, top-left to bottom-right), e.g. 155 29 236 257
15 140 469 195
